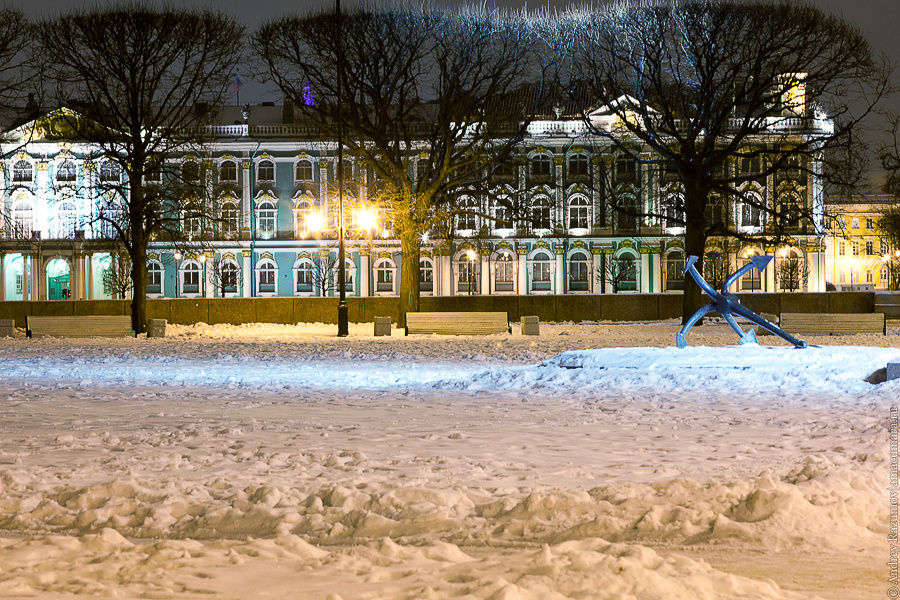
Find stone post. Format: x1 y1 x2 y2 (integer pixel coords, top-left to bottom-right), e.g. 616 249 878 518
359 249 370 297
517 247 528 295
554 247 565 294
480 248 491 295
242 250 252 297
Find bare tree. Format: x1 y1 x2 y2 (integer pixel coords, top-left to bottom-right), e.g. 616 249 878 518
101 253 132 300
254 4 548 324
597 251 638 294
209 255 241 298
775 253 809 292
558 0 890 322
36 7 243 332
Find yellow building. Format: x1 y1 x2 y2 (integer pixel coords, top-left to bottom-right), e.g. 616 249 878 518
823 195 898 290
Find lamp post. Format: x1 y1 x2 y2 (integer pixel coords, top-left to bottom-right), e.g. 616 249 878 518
335 0 349 336
173 251 181 298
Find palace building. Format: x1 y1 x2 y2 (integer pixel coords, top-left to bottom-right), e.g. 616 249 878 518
0 101 831 302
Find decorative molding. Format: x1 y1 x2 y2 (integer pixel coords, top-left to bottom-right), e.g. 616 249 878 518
240 160 251 170
259 251 274 261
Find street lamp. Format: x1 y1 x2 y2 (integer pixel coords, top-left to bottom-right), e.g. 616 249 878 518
173 252 182 298
335 0 349 337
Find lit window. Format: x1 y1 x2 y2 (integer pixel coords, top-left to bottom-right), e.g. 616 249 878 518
222 202 240 237
569 252 590 292
220 261 239 294
12 200 33 238
494 253 514 292
455 197 478 232
531 251 552 291
147 261 163 295
295 259 314 294
374 258 395 293
568 196 590 231
55 201 77 239
257 260 277 293
665 251 685 291
419 258 434 293
257 200 277 239
182 261 200 295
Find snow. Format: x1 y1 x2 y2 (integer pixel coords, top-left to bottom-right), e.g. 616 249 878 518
0 321 897 599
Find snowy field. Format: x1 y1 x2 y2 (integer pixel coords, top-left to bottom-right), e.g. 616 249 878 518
0 320 898 599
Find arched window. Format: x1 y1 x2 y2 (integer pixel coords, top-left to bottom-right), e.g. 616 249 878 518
493 199 513 230
530 154 551 179
569 252 590 292
614 193 639 231
293 200 313 236
257 259 277 294
616 156 637 181
55 201 77 239
419 257 434 293
374 258 395 293
531 251 552 292
456 197 478 232
613 253 638 292
295 160 313 181
56 160 77 183
568 154 588 178
294 259 314 294
334 258 354 294
257 200 277 239
221 201 240 237
665 250 685 291
180 160 200 182
147 260 163 295
219 160 237 182
219 260 239 295
257 159 275 182
530 196 552 231
182 260 201 295
12 200 33 238
568 195 590 232
100 160 121 182
494 252 514 292
182 204 202 239
13 160 32 183
662 192 684 231
740 251 762 291
99 202 123 239
456 252 478 294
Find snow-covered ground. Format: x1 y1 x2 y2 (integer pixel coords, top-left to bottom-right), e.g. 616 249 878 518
0 321 897 599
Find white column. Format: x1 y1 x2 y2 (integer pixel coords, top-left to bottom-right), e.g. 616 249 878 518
0 253 5 302
640 253 650 293
441 255 452 296
518 251 527 295
86 254 94 300
242 251 252 297
359 253 369 297
480 253 490 295
554 251 564 294
765 259 776 292
204 256 214 298
241 160 251 236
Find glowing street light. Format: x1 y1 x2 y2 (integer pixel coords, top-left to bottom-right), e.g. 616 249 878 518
305 211 325 234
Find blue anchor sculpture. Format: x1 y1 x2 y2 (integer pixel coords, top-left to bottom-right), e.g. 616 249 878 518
676 255 807 349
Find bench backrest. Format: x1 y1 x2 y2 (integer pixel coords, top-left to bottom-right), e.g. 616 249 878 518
26 316 135 338
406 311 509 335
780 312 884 334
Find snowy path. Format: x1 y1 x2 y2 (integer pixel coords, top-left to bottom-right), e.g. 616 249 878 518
0 322 897 599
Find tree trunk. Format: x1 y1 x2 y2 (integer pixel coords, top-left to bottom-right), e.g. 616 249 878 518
130 245 147 334
682 182 709 326
398 231 421 328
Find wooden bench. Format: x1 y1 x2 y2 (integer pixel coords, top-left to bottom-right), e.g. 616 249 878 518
26 316 135 338
405 312 510 335
779 312 885 335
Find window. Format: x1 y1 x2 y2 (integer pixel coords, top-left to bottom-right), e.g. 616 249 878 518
100 160 121 182
665 251 685 291
181 160 200 182
456 255 478 294
374 258 395 293
147 261 163 295
492 161 515 182
336 259 354 293
851 217 859 230
257 200 277 239
838 241 845 256
568 196 590 231
614 254 637 291
456 197 478 232
866 240 874 256
295 160 313 181
741 197 762 230
493 200 512 230
99 203 123 239
55 201 77 239
56 160 77 183
740 155 761 176
531 155 551 179
417 159 431 181
293 200 315 236
295 259 314 293
257 259 277 294
257 159 275 182
494 253 514 292
866 269 874 284
419 258 434 293
568 154 588 178
13 160 32 183
852 241 859 256
183 205 202 239
569 252 589 292
12 200 33 238
182 261 201 295
222 202 240 237
220 261 239 294
615 194 639 231
145 162 162 183
531 251 552 291
740 258 761 291
616 156 636 180
866 217 874 230
530 196 552 231
219 160 237 182
663 193 685 230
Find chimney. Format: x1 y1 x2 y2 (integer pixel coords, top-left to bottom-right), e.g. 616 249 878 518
282 98 294 124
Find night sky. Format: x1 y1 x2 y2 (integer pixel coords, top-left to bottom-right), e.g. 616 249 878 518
19 0 900 186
